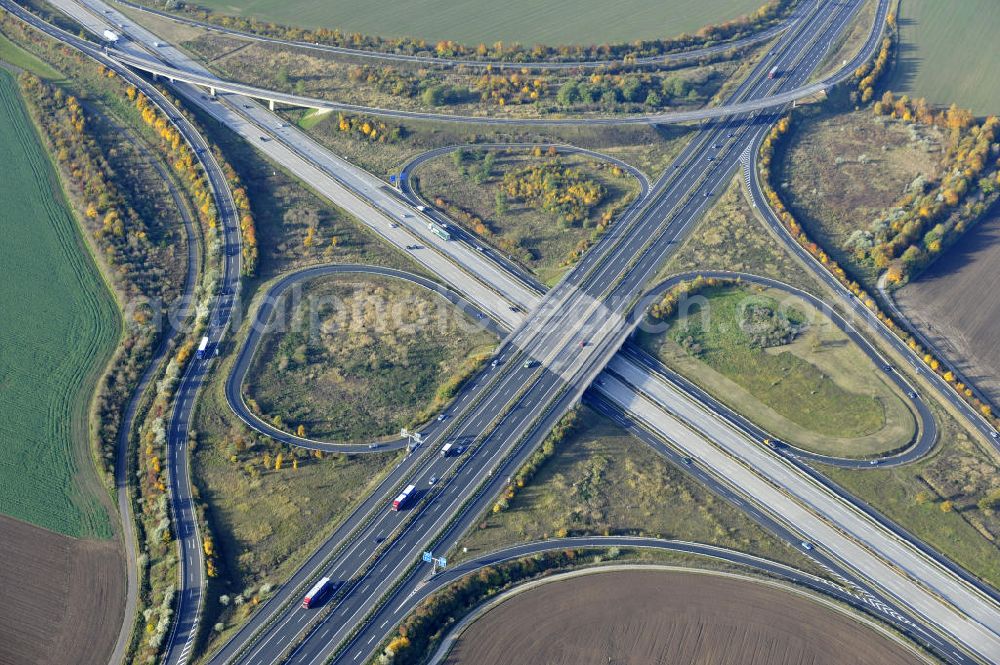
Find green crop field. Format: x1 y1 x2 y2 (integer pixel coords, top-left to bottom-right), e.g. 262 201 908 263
192 0 763 46
0 70 118 538
889 0 1000 114
0 33 63 79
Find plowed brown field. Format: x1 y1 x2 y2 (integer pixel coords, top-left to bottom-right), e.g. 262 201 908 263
896 209 1000 405
0 514 124 665
444 570 923 665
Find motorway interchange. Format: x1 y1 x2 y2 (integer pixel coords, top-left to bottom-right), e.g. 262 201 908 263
7 0 1000 663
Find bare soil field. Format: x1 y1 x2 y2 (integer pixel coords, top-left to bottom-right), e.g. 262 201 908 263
445 570 922 665
895 209 1000 405
0 513 124 665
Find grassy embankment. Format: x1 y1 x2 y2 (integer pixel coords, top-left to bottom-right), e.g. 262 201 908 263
413 150 641 283
455 408 822 574
244 274 498 442
0 68 118 538
638 284 916 457
821 396 1000 591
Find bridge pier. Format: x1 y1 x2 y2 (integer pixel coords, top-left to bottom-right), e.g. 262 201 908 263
209 86 216 97
269 99 275 111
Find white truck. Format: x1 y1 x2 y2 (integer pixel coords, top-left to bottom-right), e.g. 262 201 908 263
102 29 120 43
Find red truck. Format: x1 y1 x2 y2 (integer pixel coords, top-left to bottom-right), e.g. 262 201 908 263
392 484 416 511
768 66 779 80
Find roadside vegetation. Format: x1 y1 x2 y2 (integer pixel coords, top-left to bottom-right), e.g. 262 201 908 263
244 274 497 442
454 408 819 572
130 0 788 61
638 283 916 457
290 109 689 184
413 148 639 282
182 31 745 118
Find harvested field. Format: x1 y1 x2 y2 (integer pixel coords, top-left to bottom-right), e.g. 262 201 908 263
895 208 1000 405
0 513 124 665
444 569 923 665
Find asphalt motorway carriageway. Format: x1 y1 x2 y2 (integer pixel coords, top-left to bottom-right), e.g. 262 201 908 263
230 3 896 664
65 0 888 127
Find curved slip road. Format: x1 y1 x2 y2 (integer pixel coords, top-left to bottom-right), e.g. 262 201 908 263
743 121 1000 454
224 263 506 454
633 270 935 468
